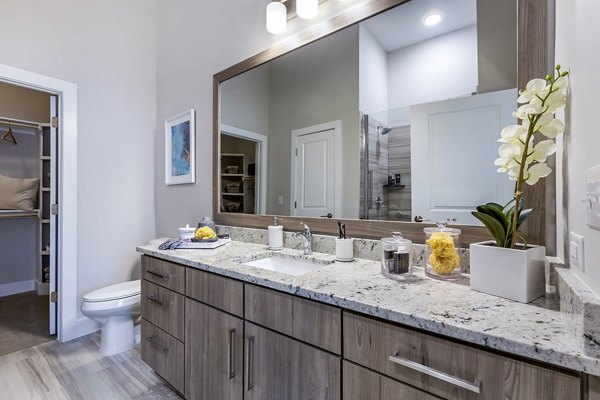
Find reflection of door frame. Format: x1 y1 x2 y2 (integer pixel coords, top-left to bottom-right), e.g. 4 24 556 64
0 63 78 342
290 120 342 218
221 124 267 214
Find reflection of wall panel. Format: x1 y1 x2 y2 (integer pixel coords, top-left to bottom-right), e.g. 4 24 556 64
387 125 411 221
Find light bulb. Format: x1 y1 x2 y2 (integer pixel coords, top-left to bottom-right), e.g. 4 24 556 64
423 13 442 26
266 1 287 34
297 0 319 20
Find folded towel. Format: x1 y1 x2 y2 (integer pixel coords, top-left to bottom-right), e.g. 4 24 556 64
158 238 185 250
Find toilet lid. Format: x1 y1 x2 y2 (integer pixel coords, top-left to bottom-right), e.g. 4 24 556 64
83 280 141 302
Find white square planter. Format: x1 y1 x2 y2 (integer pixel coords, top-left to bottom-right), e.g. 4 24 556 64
470 241 546 303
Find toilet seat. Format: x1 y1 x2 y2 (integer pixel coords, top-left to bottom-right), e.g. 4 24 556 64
83 280 141 303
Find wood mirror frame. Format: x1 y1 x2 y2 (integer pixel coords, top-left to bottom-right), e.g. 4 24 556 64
213 0 550 246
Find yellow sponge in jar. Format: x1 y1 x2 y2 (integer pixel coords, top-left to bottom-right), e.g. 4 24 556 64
427 232 459 274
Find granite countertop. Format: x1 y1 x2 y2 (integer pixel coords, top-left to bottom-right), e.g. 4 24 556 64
137 240 600 376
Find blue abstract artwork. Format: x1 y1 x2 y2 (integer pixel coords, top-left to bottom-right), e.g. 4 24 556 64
171 121 191 176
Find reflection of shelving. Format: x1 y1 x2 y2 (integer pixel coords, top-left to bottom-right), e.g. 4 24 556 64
39 126 52 284
221 154 245 213
383 184 406 189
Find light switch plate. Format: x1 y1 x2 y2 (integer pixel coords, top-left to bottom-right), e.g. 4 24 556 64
278 195 284 205
569 231 585 272
586 165 600 230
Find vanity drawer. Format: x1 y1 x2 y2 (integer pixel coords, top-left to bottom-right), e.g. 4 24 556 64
186 267 244 317
141 320 184 394
343 361 438 400
141 280 185 341
141 255 185 295
245 284 341 354
343 312 580 400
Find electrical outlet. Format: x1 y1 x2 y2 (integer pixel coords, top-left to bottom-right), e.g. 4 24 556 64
569 232 585 272
278 195 284 205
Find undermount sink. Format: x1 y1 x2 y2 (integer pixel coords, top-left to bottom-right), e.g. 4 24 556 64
235 252 334 276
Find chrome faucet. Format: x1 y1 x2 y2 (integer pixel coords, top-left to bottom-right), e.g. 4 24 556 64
293 222 312 255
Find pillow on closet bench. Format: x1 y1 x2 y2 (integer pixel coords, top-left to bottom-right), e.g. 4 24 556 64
0 174 40 211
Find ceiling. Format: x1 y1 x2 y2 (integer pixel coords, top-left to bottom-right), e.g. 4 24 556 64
363 0 477 53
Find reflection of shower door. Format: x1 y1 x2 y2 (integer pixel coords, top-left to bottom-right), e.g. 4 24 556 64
291 123 337 218
411 89 517 225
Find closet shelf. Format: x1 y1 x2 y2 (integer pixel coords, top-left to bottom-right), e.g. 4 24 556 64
42 219 50 224
41 156 51 161
41 251 50 256
0 209 40 219
41 187 50 192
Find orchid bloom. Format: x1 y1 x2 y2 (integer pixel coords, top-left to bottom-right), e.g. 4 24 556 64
503 65 568 244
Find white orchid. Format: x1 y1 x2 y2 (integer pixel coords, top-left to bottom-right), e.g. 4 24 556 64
483 65 569 248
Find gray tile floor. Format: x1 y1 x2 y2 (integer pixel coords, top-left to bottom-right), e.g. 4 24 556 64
0 291 54 357
0 333 181 399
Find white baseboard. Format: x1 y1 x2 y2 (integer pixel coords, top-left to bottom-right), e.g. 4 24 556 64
35 280 49 295
0 280 35 297
62 317 100 341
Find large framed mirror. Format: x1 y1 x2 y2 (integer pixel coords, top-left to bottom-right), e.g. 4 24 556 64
214 0 550 245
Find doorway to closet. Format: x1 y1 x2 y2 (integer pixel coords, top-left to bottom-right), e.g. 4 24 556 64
0 81 58 356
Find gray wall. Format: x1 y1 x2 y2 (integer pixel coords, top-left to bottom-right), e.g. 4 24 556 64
477 0 517 93
1 0 157 317
267 26 360 217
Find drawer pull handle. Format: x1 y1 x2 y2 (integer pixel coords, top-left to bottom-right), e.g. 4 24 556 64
246 335 255 391
146 335 169 352
146 294 166 307
228 329 237 379
388 353 480 394
147 269 169 280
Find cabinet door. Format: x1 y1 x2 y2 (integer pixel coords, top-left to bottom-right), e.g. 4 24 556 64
185 299 243 400
245 322 341 400
343 361 438 400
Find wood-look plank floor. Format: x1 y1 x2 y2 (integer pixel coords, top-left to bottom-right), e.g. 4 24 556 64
0 333 181 399
0 291 54 357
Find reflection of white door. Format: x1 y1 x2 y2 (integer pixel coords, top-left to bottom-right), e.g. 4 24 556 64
291 121 341 217
411 89 517 225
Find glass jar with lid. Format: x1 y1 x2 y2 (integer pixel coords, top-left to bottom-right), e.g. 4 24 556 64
424 222 461 280
381 232 413 281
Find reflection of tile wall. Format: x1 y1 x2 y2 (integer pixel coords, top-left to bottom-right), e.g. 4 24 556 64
367 116 389 220
387 125 412 221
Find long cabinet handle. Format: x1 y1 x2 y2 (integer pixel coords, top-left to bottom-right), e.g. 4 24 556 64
146 294 166 307
146 335 169 353
228 329 236 379
246 335 255 391
388 353 480 394
146 269 169 280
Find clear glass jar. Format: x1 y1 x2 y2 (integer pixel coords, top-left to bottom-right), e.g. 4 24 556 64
424 222 461 280
381 232 413 281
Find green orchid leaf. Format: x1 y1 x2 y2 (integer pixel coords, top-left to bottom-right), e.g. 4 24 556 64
472 211 507 247
479 205 509 232
517 208 533 228
485 202 504 214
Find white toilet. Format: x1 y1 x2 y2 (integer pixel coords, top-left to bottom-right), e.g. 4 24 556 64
81 280 141 356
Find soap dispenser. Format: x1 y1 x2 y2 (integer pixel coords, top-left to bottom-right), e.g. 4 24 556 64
268 217 283 250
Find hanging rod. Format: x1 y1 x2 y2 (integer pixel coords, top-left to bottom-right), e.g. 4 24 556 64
0 116 43 130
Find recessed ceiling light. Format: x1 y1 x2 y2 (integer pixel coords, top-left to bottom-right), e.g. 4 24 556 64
423 13 442 26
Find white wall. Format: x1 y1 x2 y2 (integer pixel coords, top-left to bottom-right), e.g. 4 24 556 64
155 0 364 236
387 25 478 110
555 0 600 296
359 25 389 117
0 1 157 321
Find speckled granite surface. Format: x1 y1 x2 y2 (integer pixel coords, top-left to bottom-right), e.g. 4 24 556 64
138 238 600 376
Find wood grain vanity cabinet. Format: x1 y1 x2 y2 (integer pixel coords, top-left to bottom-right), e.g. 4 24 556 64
140 255 586 400
140 256 186 394
343 312 581 400
185 298 244 400
244 322 341 400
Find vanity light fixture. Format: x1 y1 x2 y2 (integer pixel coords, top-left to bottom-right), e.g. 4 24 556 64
423 13 442 26
266 1 287 34
297 0 319 19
